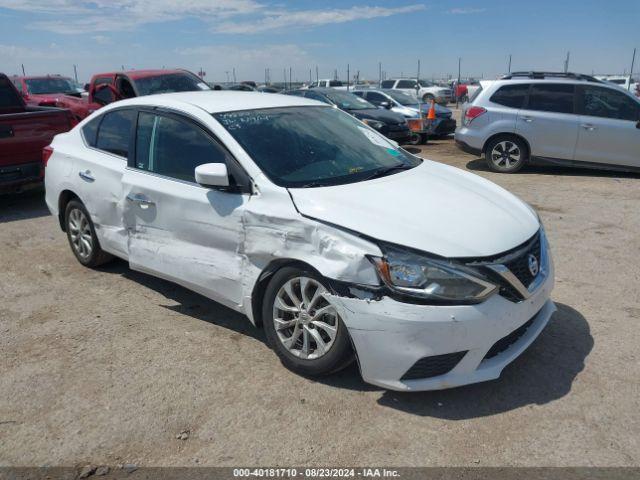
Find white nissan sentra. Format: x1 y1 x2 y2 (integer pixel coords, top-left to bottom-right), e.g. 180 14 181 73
44 91 555 391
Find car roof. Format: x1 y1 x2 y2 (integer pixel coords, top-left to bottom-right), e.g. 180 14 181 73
91 69 187 80
113 91 326 113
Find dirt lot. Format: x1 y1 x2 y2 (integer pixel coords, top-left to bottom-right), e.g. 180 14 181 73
1 137 639 468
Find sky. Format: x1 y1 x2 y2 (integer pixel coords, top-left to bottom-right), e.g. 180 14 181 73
0 0 638 83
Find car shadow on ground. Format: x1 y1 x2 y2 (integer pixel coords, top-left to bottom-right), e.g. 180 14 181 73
0 188 50 223
98 259 266 343
466 158 640 179
95 260 592 417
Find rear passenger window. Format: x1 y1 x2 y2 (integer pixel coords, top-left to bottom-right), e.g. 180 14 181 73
96 109 135 157
397 80 416 89
490 84 529 108
528 84 575 114
135 112 226 182
381 80 395 88
82 116 101 147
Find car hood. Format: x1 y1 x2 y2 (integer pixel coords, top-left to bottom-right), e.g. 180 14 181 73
347 108 406 124
288 160 539 258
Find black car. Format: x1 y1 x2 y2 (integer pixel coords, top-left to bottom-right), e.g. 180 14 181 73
286 88 410 144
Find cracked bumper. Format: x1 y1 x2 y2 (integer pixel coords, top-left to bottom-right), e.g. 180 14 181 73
329 272 555 391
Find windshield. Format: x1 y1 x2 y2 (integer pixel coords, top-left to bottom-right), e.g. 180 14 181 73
25 77 77 94
214 106 421 188
384 90 420 106
323 90 375 110
134 73 210 95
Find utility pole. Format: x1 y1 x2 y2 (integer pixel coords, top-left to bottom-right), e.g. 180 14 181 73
73 64 78 83
629 48 636 91
289 67 292 89
378 62 382 87
456 57 462 109
316 66 319 85
347 64 350 91
508 54 512 73
309 68 312 84
232 67 236 83
283 68 287 90
225 71 230 83
563 51 570 73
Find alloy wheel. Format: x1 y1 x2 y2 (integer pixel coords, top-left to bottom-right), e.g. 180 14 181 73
272 276 339 360
68 208 93 259
491 140 521 169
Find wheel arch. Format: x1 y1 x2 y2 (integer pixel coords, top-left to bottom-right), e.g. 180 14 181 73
482 132 531 159
250 258 325 328
57 189 81 231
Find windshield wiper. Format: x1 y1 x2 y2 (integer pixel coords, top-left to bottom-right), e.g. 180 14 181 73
362 163 414 181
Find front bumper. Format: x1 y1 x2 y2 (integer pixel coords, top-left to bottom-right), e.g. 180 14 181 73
329 269 555 391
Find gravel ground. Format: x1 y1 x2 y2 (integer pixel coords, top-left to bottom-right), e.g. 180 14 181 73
1 136 639 468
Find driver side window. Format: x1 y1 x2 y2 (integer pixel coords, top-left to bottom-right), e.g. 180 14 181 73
134 112 226 182
367 92 388 106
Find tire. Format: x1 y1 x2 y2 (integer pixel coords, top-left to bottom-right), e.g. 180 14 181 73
422 93 435 103
419 133 429 144
484 135 528 173
262 266 353 377
64 200 113 268
459 95 469 104
407 132 422 146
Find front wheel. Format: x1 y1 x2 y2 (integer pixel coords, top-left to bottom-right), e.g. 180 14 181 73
485 136 528 173
262 267 353 377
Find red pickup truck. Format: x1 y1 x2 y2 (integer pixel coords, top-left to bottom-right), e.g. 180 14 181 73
0 73 76 192
18 69 209 121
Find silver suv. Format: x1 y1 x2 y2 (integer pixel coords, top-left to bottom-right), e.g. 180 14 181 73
454 72 640 173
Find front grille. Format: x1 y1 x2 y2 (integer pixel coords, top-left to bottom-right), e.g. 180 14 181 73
504 235 541 288
401 351 467 380
483 317 535 360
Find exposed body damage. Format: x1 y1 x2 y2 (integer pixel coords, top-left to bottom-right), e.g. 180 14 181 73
45 91 556 391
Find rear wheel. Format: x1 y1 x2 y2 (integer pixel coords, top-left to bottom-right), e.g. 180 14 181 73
422 93 435 103
485 135 528 173
262 267 353 377
64 200 113 267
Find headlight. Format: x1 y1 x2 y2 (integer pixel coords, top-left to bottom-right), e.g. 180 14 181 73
361 119 385 130
370 244 497 303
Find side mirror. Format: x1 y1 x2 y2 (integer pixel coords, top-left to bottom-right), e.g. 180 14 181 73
195 163 229 188
380 101 392 110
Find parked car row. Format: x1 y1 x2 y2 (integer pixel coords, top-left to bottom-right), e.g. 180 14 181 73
0 74 76 192
455 71 640 173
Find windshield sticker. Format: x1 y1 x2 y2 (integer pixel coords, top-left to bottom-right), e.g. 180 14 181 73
357 126 391 148
387 148 401 156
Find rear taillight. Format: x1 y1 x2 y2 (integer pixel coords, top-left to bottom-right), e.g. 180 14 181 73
43 146 54 167
464 106 487 124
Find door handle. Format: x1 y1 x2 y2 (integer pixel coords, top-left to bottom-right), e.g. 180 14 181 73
520 116 533 123
78 170 95 182
581 124 596 131
126 193 155 209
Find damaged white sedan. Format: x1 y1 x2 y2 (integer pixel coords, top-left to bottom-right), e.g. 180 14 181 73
44 91 555 391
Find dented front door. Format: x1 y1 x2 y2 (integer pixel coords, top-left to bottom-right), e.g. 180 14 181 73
121 110 249 309
122 168 249 309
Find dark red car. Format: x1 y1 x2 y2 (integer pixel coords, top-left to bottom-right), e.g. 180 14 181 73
1 74 75 192
55 69 209 120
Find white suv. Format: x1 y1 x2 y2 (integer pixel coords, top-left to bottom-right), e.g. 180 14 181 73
44 91 555 391
455 72 640 173
381 78 452 104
